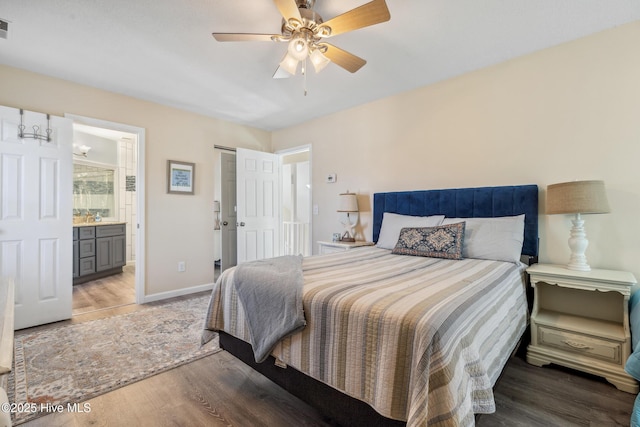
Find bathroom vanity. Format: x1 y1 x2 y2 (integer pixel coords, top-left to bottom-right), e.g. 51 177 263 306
73 222 126 285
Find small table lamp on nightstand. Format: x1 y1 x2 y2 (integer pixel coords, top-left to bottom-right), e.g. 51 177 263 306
337 191 359 242
546 180 610 271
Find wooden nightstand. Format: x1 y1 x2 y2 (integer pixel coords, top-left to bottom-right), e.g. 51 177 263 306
526 263 638 393
317 240 374 255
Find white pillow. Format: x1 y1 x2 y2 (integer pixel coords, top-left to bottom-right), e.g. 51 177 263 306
442 214 525 263
376 213 445 249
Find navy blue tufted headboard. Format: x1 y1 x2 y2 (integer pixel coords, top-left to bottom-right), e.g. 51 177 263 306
373 185 539 257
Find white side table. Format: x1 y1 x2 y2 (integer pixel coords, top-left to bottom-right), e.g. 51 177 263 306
317 240 374 255
526 263 638 393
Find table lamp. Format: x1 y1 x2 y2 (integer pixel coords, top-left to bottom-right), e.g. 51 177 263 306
546 180 610 271
337 192 359 242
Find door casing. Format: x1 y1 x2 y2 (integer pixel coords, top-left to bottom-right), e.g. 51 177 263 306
65 114 146 304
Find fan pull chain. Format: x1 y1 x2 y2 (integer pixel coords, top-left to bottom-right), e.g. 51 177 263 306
303 58 308 96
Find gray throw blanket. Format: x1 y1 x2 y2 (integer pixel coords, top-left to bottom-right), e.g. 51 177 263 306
234 255 306 363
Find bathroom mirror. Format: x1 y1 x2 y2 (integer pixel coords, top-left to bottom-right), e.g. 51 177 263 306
73 161 117 222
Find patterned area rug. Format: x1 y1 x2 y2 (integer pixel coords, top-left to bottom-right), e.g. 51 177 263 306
8 294 220 425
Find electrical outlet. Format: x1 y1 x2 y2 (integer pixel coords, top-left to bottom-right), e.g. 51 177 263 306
178 261 186 272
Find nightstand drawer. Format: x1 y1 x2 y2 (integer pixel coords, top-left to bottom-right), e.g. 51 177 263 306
527 264 637 393
319 245 347 254
538 325 622 365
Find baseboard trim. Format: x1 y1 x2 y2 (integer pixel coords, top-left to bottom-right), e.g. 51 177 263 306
142 282 214 304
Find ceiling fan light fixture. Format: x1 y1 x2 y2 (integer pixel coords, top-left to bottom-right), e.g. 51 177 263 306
310 48 330 73
288 35 308 61
317 26 331 38
212 0 391 78
279 53 299 75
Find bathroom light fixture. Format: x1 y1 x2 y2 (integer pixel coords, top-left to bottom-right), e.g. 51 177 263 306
73 144 92 157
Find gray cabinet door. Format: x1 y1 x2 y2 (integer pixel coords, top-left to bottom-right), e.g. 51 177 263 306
73 240 79 278
78 226 96 240
78 239 96 258
96 237 113 272
112 235 126 268
96 224 126 237
79 257 96 276
74 224 126 283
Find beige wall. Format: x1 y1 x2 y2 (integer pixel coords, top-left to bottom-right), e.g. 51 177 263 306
272 21 640 281
0 65 271 297
3 20 639 295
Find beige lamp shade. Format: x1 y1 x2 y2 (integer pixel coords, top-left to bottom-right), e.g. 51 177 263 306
546 180 610 215
338 192 359 213
546 180 609 271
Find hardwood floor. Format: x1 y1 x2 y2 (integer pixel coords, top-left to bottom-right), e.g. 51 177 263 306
72 265 136 315
21 295 635 427
21 293 329 427
478 353 635 426
72 264 221 316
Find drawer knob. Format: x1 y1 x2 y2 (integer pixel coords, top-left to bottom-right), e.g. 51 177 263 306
562 340 593 350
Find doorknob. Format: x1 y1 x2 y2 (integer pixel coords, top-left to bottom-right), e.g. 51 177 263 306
222 221 228 226
238 222 246 227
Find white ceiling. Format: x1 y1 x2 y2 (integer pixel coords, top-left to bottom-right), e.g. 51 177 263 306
1 1 639 131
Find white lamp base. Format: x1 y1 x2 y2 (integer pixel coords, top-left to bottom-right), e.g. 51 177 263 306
566 213 591 271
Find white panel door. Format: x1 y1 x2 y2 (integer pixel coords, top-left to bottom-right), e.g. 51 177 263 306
0 106 73 329
236 148 280 264
220 152 237 272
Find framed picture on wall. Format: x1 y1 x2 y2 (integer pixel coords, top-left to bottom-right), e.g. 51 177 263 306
167 160 195 194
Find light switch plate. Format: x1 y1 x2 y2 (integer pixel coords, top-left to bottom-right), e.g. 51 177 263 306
326 173 337 183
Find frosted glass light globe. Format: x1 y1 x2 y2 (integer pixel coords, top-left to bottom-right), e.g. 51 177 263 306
288 36 308 61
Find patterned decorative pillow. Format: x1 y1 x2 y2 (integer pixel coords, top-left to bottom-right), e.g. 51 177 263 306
391 222 466 260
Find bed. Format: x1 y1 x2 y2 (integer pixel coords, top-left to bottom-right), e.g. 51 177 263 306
204 184 538 427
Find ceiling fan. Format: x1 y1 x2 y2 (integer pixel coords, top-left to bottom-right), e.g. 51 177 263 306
212 0 391 78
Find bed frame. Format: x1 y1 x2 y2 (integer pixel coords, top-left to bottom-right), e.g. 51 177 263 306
373 185 539 258
219 184 539 427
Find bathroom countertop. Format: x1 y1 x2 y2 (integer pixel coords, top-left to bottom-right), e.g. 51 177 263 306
73 221 127 227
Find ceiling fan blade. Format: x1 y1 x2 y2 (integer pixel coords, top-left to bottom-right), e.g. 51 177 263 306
212 33 277 42
273 66 291 79
319 0 390 37
273 0 302 23
323 44 366 73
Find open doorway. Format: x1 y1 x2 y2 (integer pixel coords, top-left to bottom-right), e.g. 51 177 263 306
215 148 237 274
280 146 312 257
67 114 145 315
214 144 311 273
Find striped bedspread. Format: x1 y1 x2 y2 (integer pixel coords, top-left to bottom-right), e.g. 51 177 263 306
204 246 528 426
